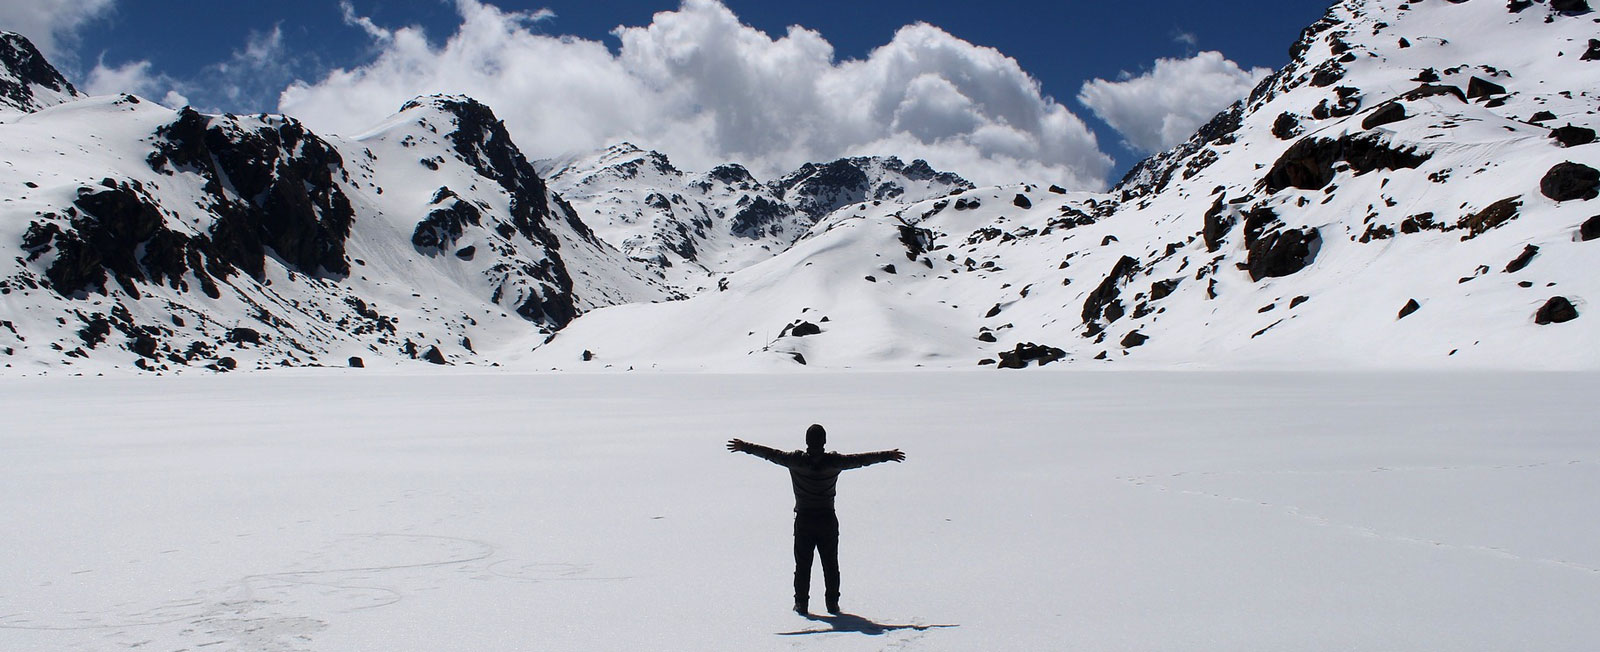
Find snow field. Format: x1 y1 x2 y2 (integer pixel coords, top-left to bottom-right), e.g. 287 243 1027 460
2 369 1598 651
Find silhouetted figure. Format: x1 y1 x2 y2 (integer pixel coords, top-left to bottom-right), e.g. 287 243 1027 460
728 424 905 615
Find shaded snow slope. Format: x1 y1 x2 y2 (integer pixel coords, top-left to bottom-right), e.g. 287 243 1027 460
528 0 1600 370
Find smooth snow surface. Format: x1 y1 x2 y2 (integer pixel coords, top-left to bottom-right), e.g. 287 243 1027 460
3 370 1598 651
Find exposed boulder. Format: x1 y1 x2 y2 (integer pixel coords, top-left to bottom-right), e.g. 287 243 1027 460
1583 39 1600 61
1398 299 1421 319
422 345 448 365
227 327 261 345
1551 0 1591 12
1581 215 1600 241
1120 331 1149 348
1362 102 1408 130
1466 76 1507 100
1244 208 1320 281
1535 296 1579 324
1459 197 1523 238
1505 245 1540 273
1013 194 1032 209
1272 112 1302 140
1550 125 1596 147
996 342 1067 369
1540 162 1599 201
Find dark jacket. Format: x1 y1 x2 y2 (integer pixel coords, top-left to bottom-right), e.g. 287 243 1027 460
741 444 900 513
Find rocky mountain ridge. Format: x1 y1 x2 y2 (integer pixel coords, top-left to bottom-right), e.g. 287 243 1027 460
4 0 1599 373
527 0 1600 370
540 143 971 294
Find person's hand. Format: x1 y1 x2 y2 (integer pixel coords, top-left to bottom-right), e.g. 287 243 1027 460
888 449 906 462
727 438 751 453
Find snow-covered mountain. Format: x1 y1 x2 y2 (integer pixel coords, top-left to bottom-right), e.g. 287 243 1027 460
0 32 80 114
529 0 1600 370
5 0 1600 373
541 144 971 293
0 39 670 373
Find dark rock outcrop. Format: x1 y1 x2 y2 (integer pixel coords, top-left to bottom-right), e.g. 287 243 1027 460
996 342 1066 369
1581 215 1600 241
1362 102 1408 130
1583 39 1600 61
1398 299 1421 319
1263 134 1430 193
1550 125 1596 147
1539 162 1599 201
1272 112 1302 140
412 190 483 253
1505 245 1539 273
1243 208 1320 281
1082 256 1141 324
1458 197 1523 239
1535 296 1579 324
1466 76 1507 100
148 108 356 279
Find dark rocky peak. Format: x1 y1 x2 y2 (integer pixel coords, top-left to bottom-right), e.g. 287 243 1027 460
900 158 973 188
707 163 757 186
778 159 870 195
0 31 82 112
396 94 593 245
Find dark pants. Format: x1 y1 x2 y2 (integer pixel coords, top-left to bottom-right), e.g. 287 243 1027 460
793 510 840 604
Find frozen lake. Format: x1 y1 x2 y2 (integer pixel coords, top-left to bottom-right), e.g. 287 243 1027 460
2 370 1598 651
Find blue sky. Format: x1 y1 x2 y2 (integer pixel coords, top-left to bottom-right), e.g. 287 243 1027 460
7 0 1333 186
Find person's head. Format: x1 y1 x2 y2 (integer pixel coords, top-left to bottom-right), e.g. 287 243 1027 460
805 423 826 452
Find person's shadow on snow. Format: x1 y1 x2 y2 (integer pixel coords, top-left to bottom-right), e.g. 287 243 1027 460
776 612 958 636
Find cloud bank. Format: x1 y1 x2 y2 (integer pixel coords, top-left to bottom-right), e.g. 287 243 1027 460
1077 51 1271 154
278 0 1114 188
0 0 115 62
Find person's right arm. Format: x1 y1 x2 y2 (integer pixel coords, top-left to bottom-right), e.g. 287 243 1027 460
727 439 796 466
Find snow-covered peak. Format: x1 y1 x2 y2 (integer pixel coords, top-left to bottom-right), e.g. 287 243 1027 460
0 31 81 114
776 155 974 221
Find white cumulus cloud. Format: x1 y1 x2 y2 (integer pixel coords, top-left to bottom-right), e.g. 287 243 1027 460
0 0 115 61
279 0 1112 188
1077 51 1271 155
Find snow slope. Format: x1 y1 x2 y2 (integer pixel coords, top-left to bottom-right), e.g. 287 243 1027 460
2 370 1598 651
542 143 971 294
528 0 1600 370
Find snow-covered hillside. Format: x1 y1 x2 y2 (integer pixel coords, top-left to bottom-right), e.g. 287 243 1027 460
529 0 1600 370
0 50 670 373
542 144 971 294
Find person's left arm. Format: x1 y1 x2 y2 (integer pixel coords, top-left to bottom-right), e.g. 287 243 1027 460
837 449 906 469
